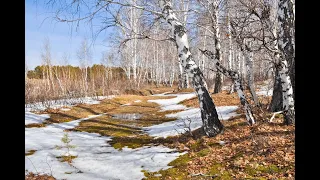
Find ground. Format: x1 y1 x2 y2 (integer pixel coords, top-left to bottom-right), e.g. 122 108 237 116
25 84 294 179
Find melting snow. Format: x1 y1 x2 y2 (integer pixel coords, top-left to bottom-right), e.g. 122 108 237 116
144 106 239 138
25 112 50 125
144 93 239 138
26 92 240 179
148 93 196 111
25 95 115 112
26 112 183 179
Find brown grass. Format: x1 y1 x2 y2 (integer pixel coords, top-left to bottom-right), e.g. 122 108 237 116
56 155 78 163
180 91 240 108
69 94 184 149
25 172 56 180
25 124 46 128
166 88 195 94
123 85 177 96
25 150 37 156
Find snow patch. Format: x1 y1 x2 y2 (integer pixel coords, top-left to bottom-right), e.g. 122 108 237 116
25 112 50 125
144 106 239 138
256 85 273 96
148 93 196 111
25 95 115 112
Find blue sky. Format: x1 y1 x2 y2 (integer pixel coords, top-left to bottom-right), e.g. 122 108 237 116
25 0 112 70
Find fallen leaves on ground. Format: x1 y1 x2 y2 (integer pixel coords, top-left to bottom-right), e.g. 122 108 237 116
148 117 295 179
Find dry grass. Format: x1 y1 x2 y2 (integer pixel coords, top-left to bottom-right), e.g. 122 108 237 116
166 88 195 94
123 85 177 96
38 95 177 124
112 95 176 105
25 150 37 156
56 155 78 164
25 123 46 128
25 172 56 180
147 86 177 94
68 94 183 149
180 91 240 108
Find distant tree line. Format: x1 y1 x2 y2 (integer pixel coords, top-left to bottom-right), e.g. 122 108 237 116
27 65 127 80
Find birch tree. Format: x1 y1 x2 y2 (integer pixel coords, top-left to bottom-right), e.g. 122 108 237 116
208 0 223 94
244 41 259 106
276 0 295 124
77 39 92 97
41 38 54 95
201 49 255 125
160 0 224 136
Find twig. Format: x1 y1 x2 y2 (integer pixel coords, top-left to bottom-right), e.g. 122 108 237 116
269 111 283 122
26 157 39 174
46 155 53 176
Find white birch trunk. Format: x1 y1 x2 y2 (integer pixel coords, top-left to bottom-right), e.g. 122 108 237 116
227 12 234 94
201 49 255 125
160 0 224 136
243 42 259 106
277 0 295 124
211 0 222 94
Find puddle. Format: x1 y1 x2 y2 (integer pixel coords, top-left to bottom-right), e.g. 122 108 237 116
112 113 143 120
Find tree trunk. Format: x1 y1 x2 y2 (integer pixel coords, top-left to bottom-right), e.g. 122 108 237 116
227 12 234 94
277 0 295 125
269 68 283 112
183 71 189 88
178 58 183 90
160 0 223 137
211 0 222 94
244 47 259 106
213 72 222 93
201 49 255 125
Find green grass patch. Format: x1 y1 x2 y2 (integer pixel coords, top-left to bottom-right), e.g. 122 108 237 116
244 164 286 177
197 148 210 157
142 153 192 180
